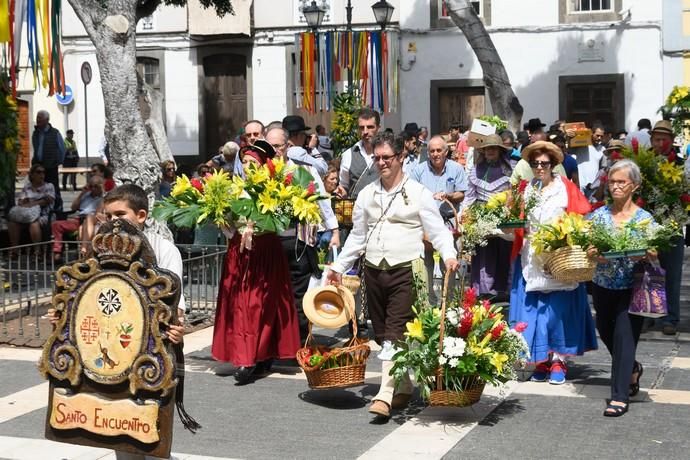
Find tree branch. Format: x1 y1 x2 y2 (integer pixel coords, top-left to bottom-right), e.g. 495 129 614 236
136 0 162 22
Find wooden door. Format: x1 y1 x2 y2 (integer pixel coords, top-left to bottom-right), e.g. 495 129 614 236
203 54 247 159
565 82 618 129
437 87 485 134
17 99 31 171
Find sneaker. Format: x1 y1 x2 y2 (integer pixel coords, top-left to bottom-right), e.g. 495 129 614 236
529 362 550 382
549 361 567 385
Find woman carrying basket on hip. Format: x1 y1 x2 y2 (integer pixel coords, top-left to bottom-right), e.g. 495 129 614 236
326 131 458 423
507 141 598 385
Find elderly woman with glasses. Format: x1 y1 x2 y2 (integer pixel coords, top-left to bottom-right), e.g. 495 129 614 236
586 159 655 417
508 141 597 385
8 164 56 254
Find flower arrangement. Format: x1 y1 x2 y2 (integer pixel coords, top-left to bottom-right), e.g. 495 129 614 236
659 85 689 134
392 287 529 400
459 204 503 256
152 157 326 232
330 90 363 156
530 212 591 254
589 217 681 257
0 80 20 205
621 144 690 226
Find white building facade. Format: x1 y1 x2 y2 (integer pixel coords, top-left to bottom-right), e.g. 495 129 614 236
16 0 684 164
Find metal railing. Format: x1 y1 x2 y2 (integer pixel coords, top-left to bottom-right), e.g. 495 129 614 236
1 240 226 343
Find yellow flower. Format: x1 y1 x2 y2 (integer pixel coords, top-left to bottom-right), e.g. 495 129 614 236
246 164 270 185
257 189 279 214
404 318 425 342
4 137 14 152
659 161 683 185
489 352 509 374
291 196 322 223
272 157 286 175
468 334 492 356
229 175 247 200
171 175 196 198
486 191 508 210
5 95 16 109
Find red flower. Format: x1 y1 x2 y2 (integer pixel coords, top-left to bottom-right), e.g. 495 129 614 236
662 139 672 154
681 194 690 204
266 158 276 178
514 322 528 333
518 180 528 193
636 197 647 207
600 174 608 184
190 178 204 193
611 151 623 161
462 287 477 309
491 322 505 340
482 299 491 311
306 181 316 196
457 310 473 338
668 152 677 163
631 137 639 154
284 173 294 185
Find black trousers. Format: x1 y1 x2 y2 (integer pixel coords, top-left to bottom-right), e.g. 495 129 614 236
281 235 320 342
62 156 78 190
591 284 643 402
44 165 63 212
363 265 415 344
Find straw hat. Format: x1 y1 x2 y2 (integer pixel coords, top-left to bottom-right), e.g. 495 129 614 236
650 120 674 137
521 140 564 164
478 134 510 151
302 285 355 329
605 140 625 151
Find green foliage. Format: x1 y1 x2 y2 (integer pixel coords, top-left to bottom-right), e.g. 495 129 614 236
0 75 20 206
478 115 508 133
330 90 363 157
163 0 234 16
589 218 681 254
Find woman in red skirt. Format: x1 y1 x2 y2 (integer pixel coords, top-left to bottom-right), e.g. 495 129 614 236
211 140 301 384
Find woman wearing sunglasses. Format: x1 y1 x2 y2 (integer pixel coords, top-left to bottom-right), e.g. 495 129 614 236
508 141 597 385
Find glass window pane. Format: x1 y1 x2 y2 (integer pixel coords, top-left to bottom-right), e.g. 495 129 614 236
471 1 480 15
602 0 611 10
582 0 590 11
592 0 601 11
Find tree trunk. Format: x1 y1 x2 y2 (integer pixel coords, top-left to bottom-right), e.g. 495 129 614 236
443 0 524 133
67 0 171 238
137 71 174 164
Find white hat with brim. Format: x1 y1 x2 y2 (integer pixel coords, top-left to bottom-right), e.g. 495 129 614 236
521 140 564 164
303 285 355 329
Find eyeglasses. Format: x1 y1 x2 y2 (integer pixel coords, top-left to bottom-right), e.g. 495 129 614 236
609 180 632 189
165 167 176 171
529 160 552 169
429 148 445 154
270 143 286 150
373 154 398 163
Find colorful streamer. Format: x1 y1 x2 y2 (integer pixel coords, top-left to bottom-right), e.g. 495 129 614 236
295 30 398 114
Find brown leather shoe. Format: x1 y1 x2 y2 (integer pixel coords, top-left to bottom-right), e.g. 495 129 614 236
368 400 390 418
390 393 412 409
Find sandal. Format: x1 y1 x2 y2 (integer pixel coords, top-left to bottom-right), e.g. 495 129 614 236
630 361 643 397
603 401 628 417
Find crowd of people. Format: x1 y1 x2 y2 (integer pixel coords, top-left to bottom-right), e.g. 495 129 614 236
11 105 686 423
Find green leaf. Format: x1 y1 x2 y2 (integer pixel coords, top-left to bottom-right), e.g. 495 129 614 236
172 204 202 229
291 167 316 188
249 209 277 233
230 198 254 217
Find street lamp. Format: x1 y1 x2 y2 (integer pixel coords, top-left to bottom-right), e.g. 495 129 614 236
371 0 395 30
303 1 326 30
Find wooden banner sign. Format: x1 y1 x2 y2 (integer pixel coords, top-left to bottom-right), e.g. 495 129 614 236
38 219 182 458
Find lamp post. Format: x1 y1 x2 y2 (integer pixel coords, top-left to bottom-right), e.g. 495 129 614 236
303 1 326 30
371 0 395 31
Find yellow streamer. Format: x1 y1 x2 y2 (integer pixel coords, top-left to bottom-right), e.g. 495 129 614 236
0 0 10 43
36 0 50 88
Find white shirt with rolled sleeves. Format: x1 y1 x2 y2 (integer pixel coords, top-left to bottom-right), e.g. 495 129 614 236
330 176 456 274
338 140 374 192
145 231 187 312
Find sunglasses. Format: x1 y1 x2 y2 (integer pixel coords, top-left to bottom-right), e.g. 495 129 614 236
529 160 552 169
373 154 398 163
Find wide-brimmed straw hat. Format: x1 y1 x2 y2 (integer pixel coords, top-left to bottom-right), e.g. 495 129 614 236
302 285 355 329
605 140 625 151
521 140 564 164
478 134 510 151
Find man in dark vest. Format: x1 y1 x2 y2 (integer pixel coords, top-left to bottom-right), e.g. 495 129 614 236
335 107 381 199
32 110 66 212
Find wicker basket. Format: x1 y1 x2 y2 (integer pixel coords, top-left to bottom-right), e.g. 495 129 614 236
429 272 486 407
296 319 370 390
341 274 361 296
333 199 356 226
429 375 486 407
545 245 596 283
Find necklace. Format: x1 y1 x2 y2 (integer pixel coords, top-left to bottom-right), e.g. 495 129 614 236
374 178 409 244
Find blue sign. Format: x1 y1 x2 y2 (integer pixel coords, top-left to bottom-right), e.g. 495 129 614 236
55 85 74 105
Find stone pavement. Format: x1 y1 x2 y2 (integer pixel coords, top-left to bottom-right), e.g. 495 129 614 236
1 325 690 459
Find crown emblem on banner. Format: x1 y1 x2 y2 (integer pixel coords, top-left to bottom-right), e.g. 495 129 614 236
92 220 142 264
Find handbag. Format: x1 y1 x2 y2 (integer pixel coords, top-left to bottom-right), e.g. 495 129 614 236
629 262 667 318
8 205 42 224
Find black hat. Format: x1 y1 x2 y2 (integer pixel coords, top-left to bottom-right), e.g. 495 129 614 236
282 115 310 133
526 118 546 132
242 139 276 164
403 122 420 136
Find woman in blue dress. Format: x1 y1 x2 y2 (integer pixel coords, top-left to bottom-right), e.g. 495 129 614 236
508 141 598 385
587 159 655 417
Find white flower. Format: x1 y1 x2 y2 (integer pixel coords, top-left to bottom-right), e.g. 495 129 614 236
439 355 448 365
442 337 467 358
448 358 459 368
446 309 459 326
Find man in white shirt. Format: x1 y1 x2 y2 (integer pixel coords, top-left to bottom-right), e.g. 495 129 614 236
570 124 605 196
335 107 381 199
624 118 652 149
327 131 458 422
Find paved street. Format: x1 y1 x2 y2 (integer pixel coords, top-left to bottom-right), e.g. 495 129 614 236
1 324 690 459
